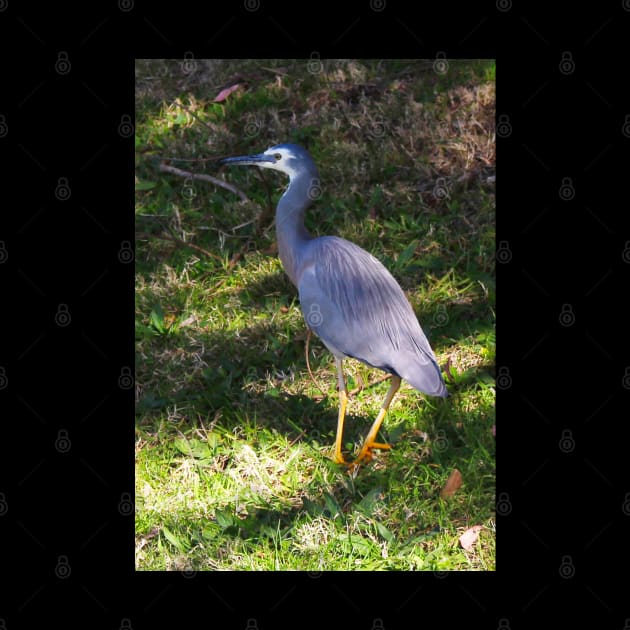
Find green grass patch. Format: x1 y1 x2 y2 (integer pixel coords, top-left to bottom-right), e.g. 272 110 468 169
135 59 495 571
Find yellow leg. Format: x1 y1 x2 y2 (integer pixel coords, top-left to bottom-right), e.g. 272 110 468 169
354 375 401 465
333 358 349 464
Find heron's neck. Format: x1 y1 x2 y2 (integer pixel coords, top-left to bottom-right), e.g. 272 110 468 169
275 175 314 287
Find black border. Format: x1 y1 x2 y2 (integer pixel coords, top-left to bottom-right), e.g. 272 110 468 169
2 3 627 628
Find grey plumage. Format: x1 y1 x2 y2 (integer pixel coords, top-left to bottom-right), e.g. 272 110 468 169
298 236 446 396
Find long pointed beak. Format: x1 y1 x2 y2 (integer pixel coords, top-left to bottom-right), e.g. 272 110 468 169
220 153 276 166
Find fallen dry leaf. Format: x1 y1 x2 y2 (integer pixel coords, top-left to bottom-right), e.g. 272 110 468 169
440 468 463 498
459 525 483 551
213 83 242 102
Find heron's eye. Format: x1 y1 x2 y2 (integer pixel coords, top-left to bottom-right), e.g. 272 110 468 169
274 153 282 160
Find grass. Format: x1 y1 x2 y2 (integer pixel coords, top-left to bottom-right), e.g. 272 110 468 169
135 59 496 571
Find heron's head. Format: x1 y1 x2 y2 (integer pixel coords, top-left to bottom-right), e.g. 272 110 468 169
220 143 316 180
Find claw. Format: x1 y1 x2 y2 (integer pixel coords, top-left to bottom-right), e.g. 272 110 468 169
337 441 392 472
356 442 391 464
369 442 391 451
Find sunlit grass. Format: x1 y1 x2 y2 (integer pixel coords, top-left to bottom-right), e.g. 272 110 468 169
135 58 496 571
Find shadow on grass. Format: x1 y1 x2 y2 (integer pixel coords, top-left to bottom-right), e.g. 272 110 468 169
136 270 493 445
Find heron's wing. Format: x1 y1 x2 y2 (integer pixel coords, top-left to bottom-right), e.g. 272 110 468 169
297 236 446 396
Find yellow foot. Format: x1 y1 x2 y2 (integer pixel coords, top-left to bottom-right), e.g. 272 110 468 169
333 443 391 470
336 442 392 475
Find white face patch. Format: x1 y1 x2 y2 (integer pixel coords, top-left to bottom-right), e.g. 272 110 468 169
261 148 300 178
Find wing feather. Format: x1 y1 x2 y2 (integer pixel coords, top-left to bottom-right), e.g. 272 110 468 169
296 236 446 396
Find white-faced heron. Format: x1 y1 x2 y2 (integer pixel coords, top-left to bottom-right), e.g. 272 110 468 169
221 143 447 467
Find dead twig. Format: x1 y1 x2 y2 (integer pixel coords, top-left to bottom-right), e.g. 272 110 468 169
151 155 217 163
158 162 249 202
288 429 308 447
349 372 391 396
136 230 224 262
259 65 289 76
